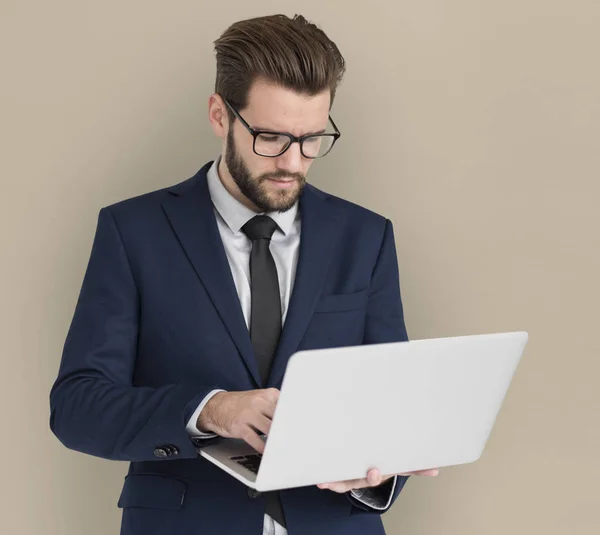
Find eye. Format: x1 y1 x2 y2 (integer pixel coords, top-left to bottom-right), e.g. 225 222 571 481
304 136 321 144
257 133 283 143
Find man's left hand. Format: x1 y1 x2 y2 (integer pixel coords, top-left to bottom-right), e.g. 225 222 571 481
317 467 439 493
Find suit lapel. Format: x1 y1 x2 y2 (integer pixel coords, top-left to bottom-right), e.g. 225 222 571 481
161 163 261 387
268 185 344 388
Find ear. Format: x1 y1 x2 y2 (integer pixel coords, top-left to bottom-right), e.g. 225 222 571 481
208 94 229 138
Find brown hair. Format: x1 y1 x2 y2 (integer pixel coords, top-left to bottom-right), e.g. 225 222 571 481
214 14 346 117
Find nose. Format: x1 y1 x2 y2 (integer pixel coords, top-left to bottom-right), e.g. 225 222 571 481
277 142 304 175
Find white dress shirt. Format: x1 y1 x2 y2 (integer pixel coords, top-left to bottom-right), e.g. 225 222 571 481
185 157 396 531
185 155 300 438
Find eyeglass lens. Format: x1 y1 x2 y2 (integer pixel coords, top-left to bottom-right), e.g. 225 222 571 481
254 133 335 158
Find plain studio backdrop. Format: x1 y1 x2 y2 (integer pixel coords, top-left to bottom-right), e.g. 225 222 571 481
1 1 599 534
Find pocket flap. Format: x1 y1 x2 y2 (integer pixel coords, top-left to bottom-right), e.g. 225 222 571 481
315 288 369 313
117 474 187 510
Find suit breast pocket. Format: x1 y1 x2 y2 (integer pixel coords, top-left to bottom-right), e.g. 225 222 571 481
314 288 370 314
303 289 369 348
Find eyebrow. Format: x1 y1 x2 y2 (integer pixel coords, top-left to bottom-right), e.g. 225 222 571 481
252 125 328 136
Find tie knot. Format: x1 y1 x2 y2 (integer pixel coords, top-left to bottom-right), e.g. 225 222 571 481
242 215 279 241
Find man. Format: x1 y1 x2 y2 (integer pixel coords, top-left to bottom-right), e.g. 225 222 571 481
50 13 438 535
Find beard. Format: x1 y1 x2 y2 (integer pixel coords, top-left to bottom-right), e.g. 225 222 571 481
225 128 306 213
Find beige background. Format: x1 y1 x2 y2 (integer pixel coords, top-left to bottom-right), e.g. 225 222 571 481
1 1 599 534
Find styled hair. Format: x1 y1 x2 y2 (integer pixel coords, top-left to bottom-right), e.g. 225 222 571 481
214 14 346 116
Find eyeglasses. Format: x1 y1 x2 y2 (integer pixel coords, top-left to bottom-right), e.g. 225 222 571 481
224 99 341 159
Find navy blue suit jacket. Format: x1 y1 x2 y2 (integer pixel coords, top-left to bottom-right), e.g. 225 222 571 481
50 162 410 535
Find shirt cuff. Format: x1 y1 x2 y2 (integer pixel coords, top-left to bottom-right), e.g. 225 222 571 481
185 389 226 438
349 476 397 510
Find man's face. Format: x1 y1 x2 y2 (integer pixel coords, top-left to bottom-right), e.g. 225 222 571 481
224 80 331 212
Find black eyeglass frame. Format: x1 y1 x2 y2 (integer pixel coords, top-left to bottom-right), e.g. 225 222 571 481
224 99 341 159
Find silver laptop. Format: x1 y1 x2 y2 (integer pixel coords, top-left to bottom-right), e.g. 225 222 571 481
198 331 528 492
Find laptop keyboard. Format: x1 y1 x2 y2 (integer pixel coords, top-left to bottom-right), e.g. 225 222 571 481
231 454 262 474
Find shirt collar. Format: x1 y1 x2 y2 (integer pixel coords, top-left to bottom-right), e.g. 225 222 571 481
206 156 299 236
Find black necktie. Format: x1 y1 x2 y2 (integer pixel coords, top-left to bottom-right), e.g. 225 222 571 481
241 215 286 528
241 215 282 384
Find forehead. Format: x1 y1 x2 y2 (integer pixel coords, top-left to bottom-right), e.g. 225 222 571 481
242 79 331 135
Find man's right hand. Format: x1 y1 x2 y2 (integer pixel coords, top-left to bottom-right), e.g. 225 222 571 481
197 389 280 454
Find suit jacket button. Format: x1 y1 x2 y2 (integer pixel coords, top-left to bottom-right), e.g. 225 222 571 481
153 447 168 458
165 445 179 456
247 488 262 499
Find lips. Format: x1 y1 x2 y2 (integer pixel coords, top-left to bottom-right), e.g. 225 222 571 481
266 178 297 188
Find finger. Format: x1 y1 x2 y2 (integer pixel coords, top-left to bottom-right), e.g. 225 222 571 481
322 481 352 493
241 426 265 454
321 479 367 493
250 413 272 436
398 468 439 477
264 387 280 403
320 471 392 493
260 394 279 419
413 468 439 476
261 405 276 420
366 468 383 487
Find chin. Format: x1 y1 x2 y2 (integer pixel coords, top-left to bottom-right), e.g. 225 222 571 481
266 192 300 212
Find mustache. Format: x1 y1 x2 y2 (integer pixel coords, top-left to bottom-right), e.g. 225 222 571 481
260 170 305 182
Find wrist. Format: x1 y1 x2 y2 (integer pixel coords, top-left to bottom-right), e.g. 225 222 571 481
197 391 226 433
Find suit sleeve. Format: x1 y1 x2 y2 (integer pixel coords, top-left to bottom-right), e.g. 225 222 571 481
345 218 411 514
49 207 220 462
